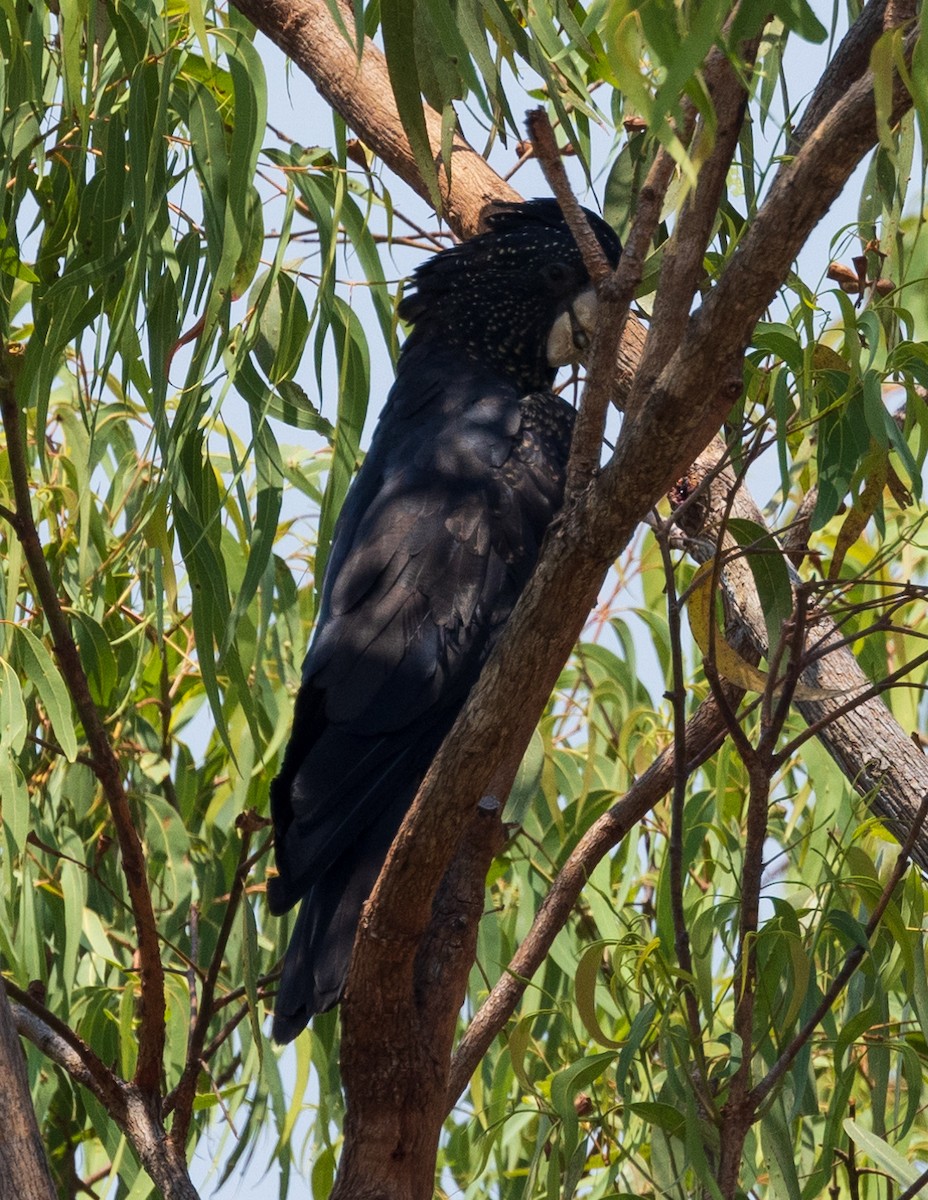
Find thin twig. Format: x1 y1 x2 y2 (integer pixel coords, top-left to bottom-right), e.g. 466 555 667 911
165 811 262 1147
897 1162 928 1200
653 514 710 1094
527 106 679 492
524 109 614 287
628 22 762 409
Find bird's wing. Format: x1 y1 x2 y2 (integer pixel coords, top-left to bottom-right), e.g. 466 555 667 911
308 357 532 733
270 355 570 906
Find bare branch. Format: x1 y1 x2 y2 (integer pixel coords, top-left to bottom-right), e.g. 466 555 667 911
654 519 710 1092
527 104 691 495
5 980 123 1117
526 109 614 287
788 0 892 152
629 26 762 407
677 438 928 866
0 346 165 1099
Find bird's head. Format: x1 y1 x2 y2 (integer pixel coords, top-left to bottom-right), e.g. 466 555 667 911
398 199 621 390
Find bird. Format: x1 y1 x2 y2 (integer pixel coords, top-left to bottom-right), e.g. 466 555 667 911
268 198 622 1043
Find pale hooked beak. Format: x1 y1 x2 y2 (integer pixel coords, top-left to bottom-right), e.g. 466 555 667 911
546 286 599 368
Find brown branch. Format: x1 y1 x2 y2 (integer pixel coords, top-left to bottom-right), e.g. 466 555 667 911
0 347 165 1099
337 802 506 1198
678 439 928 868
525 109 614 287
527 106 687 495
9 1002 199 1197
787 0 892 153
4 980 124 1118
713 591 811 1195
629 25 762 410
717 745 770 1198
13 996 199 1200
897 1163 928 1200
654 519 709 1089
229 0 518 239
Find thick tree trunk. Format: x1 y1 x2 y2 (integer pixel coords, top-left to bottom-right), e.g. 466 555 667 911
0 978 57 1200
332 802 506 1200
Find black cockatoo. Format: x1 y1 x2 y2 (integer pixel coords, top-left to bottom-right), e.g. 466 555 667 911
268 199 621 1042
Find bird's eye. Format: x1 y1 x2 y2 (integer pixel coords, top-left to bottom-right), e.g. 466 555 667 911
541 261 572 289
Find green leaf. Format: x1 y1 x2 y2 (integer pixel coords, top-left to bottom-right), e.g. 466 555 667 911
549 1051 614 1155
574 944 622 1049
629 1101 686 1138
72 612 119 709
761 1096 802 1200
812 388 872 528
254 271 311 386
0 657 27 753
770 0 826 42
12 623 78 761
842 1120 922 1187
727 518 795 666
380 0 442 211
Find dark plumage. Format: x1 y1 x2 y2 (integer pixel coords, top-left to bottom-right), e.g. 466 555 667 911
269 199 621 1042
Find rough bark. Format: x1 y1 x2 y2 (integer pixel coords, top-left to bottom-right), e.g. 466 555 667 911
0 978 57 1200
229 0 518 236
333 804 506 1200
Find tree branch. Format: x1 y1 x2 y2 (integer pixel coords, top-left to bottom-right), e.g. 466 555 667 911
629 25 762 409
0 346 166 1099
4 979 124 1118
655 517 709 1084
165 812 266 1150
528 104 686 495
13 996 200 1200
229 0 518 237
0 979 57 1200
787 0 891 153
676 439 928 867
